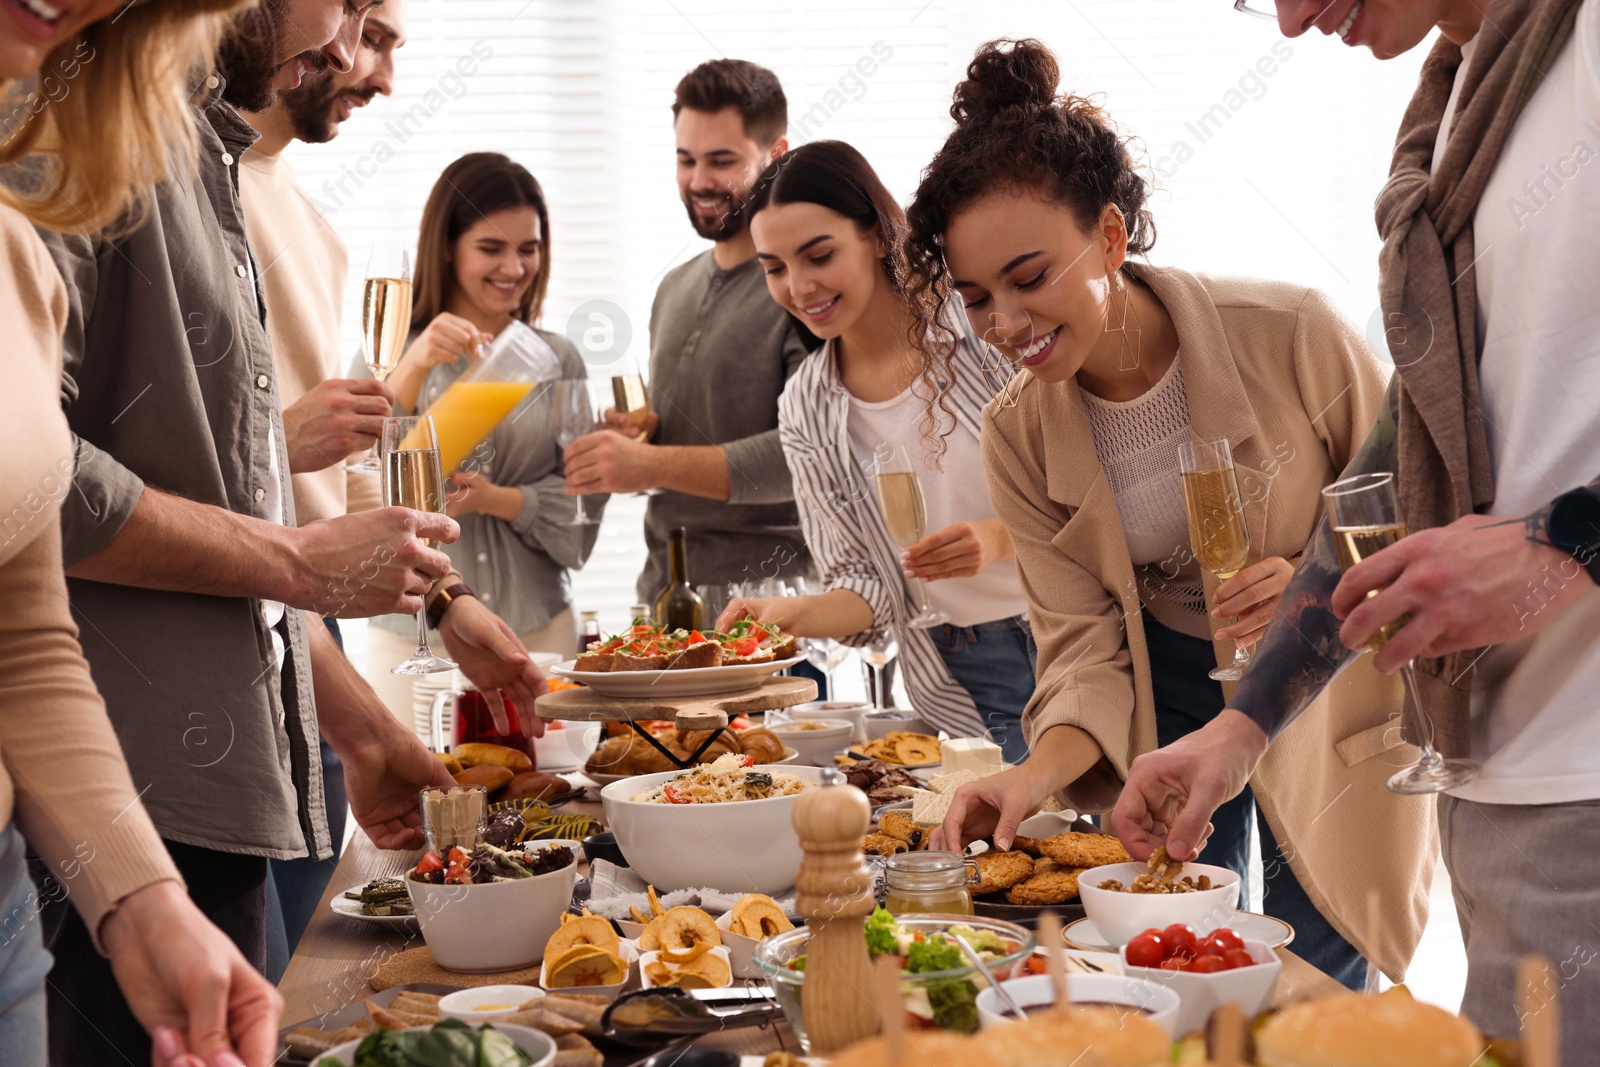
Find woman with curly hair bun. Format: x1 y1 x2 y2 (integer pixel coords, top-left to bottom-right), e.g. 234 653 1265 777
916 38 1432 990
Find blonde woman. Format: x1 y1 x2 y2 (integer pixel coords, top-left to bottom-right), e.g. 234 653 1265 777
0 3 289 1065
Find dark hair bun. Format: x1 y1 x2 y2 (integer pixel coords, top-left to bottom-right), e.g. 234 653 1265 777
950 38 1059 125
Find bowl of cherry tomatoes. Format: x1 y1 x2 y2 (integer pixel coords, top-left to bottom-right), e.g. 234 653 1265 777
1119 924 1281 1036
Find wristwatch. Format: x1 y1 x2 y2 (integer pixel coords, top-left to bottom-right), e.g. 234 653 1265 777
426 581 476 630
1546 487 1600 586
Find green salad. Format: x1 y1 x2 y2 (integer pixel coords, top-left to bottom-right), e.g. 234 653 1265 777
315 1019 532 1067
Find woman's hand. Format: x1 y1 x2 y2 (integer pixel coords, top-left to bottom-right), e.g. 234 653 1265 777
401 313 492 373
716 597 789 633
101 881 283 1067
716 589 873 638
445 469 520 521
1212 555 1295 648
902 518 1014 581
930 762 1058 853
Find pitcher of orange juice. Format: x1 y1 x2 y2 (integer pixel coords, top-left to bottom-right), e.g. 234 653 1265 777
409 320 563 474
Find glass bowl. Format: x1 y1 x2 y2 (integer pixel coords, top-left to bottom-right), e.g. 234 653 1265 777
751 913 1035 1052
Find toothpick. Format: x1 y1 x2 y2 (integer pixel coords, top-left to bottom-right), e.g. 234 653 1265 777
1365 887 1381 992
1037 910 1068 1007
875 953 907 1064
1213 1002 1245 1067
1518 954 1558 1067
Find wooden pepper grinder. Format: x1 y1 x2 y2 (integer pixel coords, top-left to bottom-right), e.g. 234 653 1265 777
793 769 878 1055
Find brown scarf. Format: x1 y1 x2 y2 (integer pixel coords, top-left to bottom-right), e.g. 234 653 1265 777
1374 0 1581 755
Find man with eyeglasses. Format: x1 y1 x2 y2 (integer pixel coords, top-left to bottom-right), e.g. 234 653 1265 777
1118 1 1600 1054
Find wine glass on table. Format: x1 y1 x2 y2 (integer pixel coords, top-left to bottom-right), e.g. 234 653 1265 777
552 379 600 526
356 244 413 471
382 415 456 675
860 632 898 710
1321 472 1483 794
872 442 949 629
1178 437 1253 681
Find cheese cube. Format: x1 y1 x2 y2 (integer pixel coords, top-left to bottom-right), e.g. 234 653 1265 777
940 737 1003 778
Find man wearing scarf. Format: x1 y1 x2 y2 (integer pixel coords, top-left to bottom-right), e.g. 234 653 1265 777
1115 0 1600 1053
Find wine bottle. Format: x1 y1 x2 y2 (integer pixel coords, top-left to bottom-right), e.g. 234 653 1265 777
654 527 705 631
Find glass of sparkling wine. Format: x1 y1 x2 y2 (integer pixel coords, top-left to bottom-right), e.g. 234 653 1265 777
873 442 949 629
610 370 650 439
357 244 414 471
1179 437 1253 681
382 415 457 676
1321 472 1482 794
552 379 599 526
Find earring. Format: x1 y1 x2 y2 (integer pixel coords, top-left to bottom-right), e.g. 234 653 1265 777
1106 271 1141 372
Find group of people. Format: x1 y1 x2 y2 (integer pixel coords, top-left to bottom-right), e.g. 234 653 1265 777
0 0 1594 1064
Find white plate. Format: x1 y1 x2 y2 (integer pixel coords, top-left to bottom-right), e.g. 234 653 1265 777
330 885 418 928
1061 911 1294 953
583 747 799 787
548 656 805 698
317 1022 555 1067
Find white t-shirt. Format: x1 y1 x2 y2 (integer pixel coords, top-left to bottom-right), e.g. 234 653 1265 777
845 386 1027 628
1434 1 1600 804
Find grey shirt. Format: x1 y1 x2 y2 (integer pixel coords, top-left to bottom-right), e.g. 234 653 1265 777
639 251 812 601
19 83 326 861
373 329 605 638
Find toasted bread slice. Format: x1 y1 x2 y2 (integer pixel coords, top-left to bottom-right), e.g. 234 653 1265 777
572 652 614 672
668 641 723 670
723 646 776 665
612 651 671 671
765 634 798 660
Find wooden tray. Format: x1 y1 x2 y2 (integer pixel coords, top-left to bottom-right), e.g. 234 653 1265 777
535 675 817 732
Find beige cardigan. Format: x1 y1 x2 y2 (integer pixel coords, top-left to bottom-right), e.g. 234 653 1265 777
0 205 181 946
983 266 1436 981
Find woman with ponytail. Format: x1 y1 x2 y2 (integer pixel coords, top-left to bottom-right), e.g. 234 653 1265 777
719 140 1035 758
917 38 1431 989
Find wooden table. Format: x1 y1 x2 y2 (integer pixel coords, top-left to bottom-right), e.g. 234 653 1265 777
279 798 1345 1052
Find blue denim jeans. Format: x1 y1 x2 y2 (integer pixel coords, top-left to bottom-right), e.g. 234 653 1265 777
1145 616 1366 991
928 616 1037 764
0 823 52 1067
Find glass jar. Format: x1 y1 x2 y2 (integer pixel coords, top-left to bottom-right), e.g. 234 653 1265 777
883 850 976 916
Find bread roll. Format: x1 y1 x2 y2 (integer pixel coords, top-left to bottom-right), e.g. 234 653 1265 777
455 764 514 792
453 742 533 774
503 772 566 803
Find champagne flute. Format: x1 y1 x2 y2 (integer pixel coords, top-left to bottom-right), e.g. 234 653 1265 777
1178 437 1253 681
872 442 949 629
552 379 599 526
611 369 650 440
382 415 457 675
357 244 413 471
1321 472 1482 794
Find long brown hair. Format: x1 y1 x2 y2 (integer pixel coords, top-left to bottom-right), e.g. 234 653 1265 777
903 38 1155 405
411 152 552 330
0 0 250 234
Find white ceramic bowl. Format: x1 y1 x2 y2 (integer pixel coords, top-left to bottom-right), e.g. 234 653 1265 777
405 840 583 973
534 722 599 772
437 984 545 1023
317 1023 556 1067
638 945 735 990
779 701 871 744
600 765 828 892
1077 861 1240 948
1120 938 1281 1036
862 708 934 741
766 719 853 767
975 973 1182 1036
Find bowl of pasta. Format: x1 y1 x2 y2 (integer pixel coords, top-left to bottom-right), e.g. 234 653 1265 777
599 755 827 893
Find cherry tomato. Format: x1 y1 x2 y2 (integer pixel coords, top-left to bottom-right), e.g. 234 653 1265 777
447 846 470 866
732 636 761 656
1137 928 1164 941
1125 932 1166 968
686 631 707 645
1161 923 1198 959
1196 934 1228 958
1024 955 1048 976
1223 948 1257 971
414 852 443 876
444 861 472 885
1208 928 1246 953
662 783 690 804
1158 957 1186 972
1189 954 1228 974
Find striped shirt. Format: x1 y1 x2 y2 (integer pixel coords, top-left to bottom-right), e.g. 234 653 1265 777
777 318 1019 738
373 328 606 638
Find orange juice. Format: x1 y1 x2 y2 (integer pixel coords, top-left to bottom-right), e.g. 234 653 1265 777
410 380 536 473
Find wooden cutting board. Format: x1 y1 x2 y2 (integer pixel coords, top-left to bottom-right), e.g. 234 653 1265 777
534 675 816 731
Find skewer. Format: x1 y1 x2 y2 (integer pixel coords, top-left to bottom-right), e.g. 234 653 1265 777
1213 1002 1245 1067
1037 910 1069 1007
874 953 907 1063
1518 954 1558 1067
